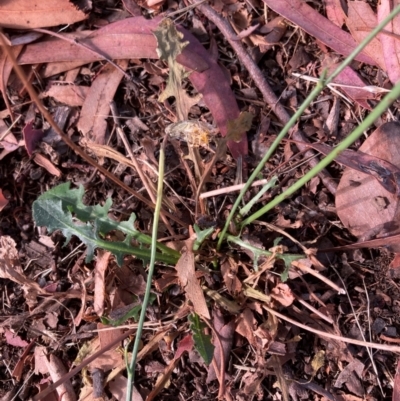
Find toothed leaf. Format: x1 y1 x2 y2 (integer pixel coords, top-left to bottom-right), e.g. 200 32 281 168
32 182 180 265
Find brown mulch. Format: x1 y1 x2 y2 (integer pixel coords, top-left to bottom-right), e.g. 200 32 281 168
1 1 400 401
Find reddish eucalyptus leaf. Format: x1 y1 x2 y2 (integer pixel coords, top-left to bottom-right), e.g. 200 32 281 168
23 120 44 156
175 334 194 359
78 60 128 144
18 18 207 73
18 17 247 158
0 0 89 29
179 27 247 159
324 0 346 28
33 154 61 177
378 0 400 85
262 0 377 66
4 329 29 347
346 1 386 71
335 122 400 242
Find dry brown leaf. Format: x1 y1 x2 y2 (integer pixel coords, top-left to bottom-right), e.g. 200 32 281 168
0 128 23 160
40 84 89 106
175 239 210 319
325 0 346 27
108 374 143 401
270 283 295 307
221 257 242 294
378 0 400 85
336 122 400 243
207 308 235 384
11 340 35 381
76 330 169 401
78 60 128 144
45 354 77 401
235 308 257 346
345 1 386 71
327 63 375 110
42 61 88 79
33 153 61 177
334 359 365 397
4 329 29 347
263 0 377 66
88 325 123 371
251 17 287 52
93 251 111 317
34 346 49 375
0 0 89 29
122 0 142 16
0 236 42 291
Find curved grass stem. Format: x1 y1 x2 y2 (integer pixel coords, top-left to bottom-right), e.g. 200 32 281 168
126 138 167 401
216 4 400 250
241 80 400 226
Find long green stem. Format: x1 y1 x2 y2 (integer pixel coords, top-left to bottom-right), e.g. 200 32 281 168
126 139 166 401
242 80 400 226
217 4 400 250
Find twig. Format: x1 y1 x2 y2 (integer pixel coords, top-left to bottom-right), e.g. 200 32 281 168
293 294 333 325
262 304 400 353
292 260 345 294
200 179 269 199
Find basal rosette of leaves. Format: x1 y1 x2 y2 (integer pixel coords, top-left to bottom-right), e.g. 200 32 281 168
32 182 180 266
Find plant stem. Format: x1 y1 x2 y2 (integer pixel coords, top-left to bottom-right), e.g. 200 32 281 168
216 4 400 249
242 79 400 226
126 138 167 401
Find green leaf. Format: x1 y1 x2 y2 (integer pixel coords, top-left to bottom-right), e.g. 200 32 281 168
193 224 214 251
188 313 214 365
32 182 180 265
239 176 278 217
280 253 304 282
